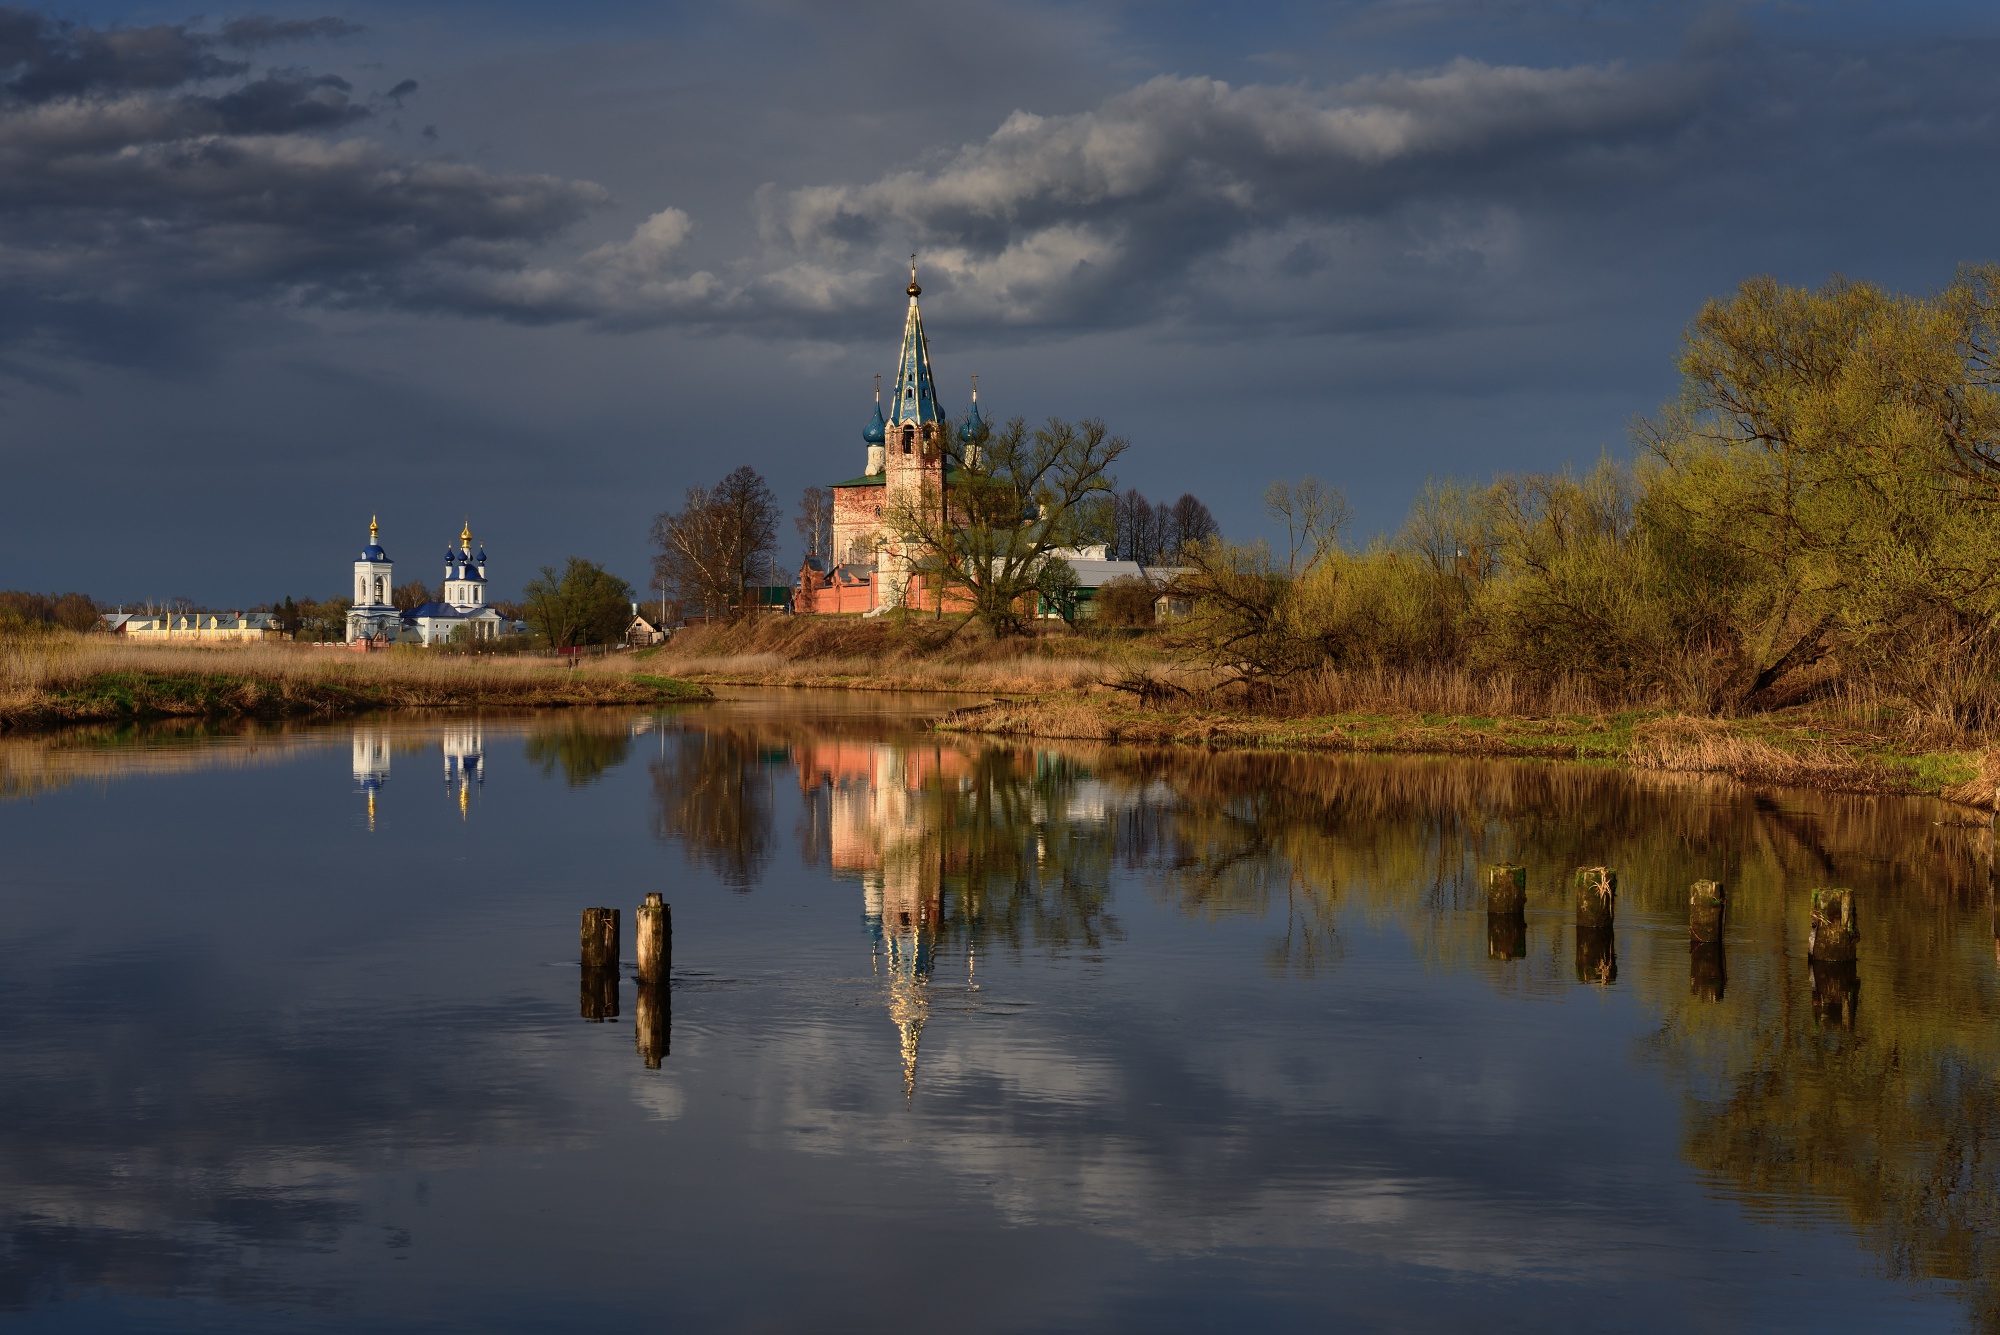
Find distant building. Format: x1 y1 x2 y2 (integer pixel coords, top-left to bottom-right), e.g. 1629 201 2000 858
347 516 401 643
798 262 971 615
345 518 509 646
795 267 1187 620
626 608 668 646
402 523 507 646
112 611 281 642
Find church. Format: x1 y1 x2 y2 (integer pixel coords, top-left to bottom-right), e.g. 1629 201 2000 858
798 262 985 615
345 518 509 645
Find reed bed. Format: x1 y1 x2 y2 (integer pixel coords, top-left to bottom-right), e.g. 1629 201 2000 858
0 632 703 729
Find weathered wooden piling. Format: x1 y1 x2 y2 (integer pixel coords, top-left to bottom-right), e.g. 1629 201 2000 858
1810 958 1859 1029
581 906 620 971
635 977 670 1069
579 906 621 1023
1485 863 1527 916
1574 867 1616 931
1690 880 1725 943
636 893 670 985
1808 888 1858 963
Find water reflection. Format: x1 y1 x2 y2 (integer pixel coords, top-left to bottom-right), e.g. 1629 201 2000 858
643 710 2000 1327
5 705 2000 1330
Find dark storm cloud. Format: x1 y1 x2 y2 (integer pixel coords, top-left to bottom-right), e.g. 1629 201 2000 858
3 4 1999 360
0 6 606 365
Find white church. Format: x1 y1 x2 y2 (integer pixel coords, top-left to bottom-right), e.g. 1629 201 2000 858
346 517 510 646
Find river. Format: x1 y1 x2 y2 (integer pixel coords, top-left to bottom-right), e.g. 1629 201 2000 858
1 691 1995 1332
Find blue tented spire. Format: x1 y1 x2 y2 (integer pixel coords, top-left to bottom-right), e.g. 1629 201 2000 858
888 258 945 429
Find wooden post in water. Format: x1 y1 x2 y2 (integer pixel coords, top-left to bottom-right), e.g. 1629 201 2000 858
633 893 671 1068
1807 888 1858 1027
580 907 620 1023
1688 879 1726 1000
1485 864 1527 915
1808 888 1857 963
1690 880 1725 942
1574 867 1616 930
1485 864 1527 960
1574 866 1617 984
635 893 670 984
582 907 620 970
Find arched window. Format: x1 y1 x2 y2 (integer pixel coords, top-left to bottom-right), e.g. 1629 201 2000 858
901 425 914 454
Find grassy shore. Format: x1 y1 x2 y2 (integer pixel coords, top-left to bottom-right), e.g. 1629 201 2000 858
648 615 2000 808
0 633 707 730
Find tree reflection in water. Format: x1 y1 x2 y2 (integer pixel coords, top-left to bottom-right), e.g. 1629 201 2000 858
652 713 2000 1326
650 728 777 890
524 720 632 787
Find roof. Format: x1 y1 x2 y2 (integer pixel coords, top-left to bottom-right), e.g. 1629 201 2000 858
403 602 466 621
829 463 972 490
358 544 390 562
887 285 946 428
1062 558 1148 589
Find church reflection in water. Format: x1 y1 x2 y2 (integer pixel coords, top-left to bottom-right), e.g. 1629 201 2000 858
350 724 487 828
797 740 966 1097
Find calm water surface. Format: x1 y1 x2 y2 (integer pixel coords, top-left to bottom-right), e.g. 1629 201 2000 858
2 691 1997 1333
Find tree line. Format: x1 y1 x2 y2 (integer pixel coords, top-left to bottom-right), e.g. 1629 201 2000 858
1173 267 2000 730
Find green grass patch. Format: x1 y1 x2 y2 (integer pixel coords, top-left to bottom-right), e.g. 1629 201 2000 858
629 673 710 700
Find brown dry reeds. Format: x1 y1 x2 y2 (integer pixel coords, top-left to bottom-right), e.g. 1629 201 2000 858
651 612 1160 694
1270 664 1614 718
0 632 703 729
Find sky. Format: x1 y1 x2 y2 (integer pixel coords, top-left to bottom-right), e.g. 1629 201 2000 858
3 0 2000 605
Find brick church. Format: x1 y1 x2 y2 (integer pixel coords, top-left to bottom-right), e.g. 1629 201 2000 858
797 262 984 614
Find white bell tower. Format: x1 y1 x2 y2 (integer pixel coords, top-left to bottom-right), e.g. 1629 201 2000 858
354 516 393 608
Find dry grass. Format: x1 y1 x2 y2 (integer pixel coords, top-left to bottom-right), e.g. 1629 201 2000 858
649 613 1159 694
1628 715 1896 788
0 631 704 729
1261 664 1613 718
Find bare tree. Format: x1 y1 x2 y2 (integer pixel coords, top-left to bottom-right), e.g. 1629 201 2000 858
885 415 1126 633
795 485 834 566
1166 493 1218 560
1113 488 1158 562
652 466 782 617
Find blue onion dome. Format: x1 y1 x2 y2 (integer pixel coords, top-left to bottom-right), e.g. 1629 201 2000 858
475 548 487 563
958 398 985 444
863 400 886 445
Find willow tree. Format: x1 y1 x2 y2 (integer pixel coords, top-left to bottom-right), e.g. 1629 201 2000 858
883 415 1125 633
1637 268 2000 713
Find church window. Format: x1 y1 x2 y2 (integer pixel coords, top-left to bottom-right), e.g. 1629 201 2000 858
901 425 914 454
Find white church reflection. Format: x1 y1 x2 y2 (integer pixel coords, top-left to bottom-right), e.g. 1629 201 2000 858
441 724 484 820
353 730 392 831
351 724 488 827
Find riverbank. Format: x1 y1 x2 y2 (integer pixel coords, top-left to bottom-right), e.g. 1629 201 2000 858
0 635 708 730
937 693 2000 808
642 616 1999 806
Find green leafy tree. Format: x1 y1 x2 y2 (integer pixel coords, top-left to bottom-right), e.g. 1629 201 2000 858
523 558 634 649
1638 270 2000 711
